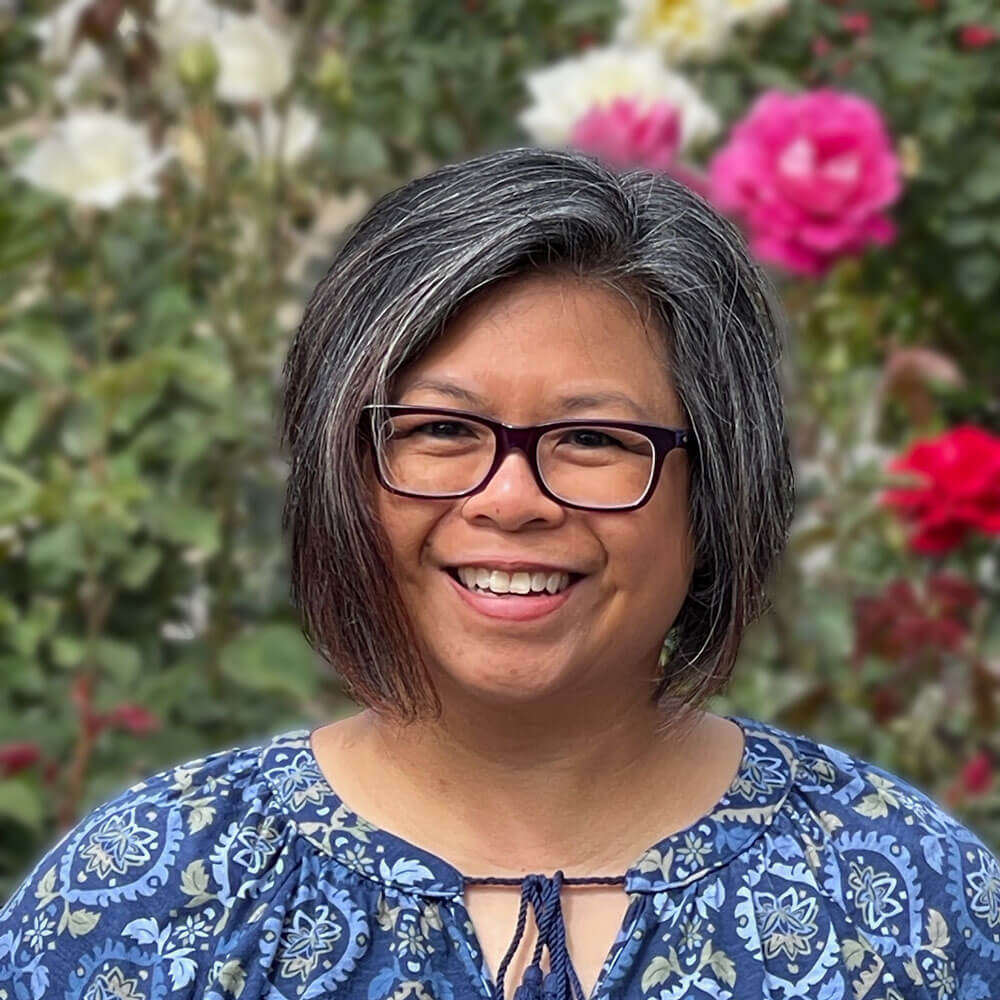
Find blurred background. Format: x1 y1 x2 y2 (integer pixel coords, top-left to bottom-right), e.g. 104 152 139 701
2 0 999 894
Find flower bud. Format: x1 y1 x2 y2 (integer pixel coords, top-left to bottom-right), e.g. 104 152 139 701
314 49 352 104
175 40 219 93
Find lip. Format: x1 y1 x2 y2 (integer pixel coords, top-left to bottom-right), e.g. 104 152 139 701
443 568 581 621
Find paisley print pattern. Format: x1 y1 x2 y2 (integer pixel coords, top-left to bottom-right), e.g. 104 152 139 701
1 715 997 999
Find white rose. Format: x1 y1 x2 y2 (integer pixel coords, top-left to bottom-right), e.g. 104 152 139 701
615 0 729 63
232 103 319 168
723 0 790 27
153 0 226 53
519 45 719 152
213 12 293 103
14 109 173 209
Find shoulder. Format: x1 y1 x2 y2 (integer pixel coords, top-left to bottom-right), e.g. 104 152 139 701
0 730 296 1000
748 715 1000 995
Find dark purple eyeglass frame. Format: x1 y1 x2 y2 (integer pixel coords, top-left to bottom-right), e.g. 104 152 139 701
360 403 694 513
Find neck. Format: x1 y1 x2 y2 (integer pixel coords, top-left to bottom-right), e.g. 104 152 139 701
347 688 716 879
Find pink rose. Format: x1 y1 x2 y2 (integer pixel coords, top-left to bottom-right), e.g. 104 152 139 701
708 89 901 275
811 35 832 57
840 12 871 34
571 97 681 172
570 97 710 197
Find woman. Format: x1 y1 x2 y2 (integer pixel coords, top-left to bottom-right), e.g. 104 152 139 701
2 148 997 1000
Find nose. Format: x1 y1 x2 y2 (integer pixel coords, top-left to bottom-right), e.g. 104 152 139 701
460 447 564 528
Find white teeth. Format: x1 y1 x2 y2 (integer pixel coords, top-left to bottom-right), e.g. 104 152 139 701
454 566 572 595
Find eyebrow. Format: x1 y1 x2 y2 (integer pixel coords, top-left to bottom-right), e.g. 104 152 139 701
395 377 655 421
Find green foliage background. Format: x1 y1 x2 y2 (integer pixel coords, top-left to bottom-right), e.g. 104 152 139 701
1 0 999 896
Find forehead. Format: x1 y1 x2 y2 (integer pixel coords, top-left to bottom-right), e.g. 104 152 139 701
395 274 676 418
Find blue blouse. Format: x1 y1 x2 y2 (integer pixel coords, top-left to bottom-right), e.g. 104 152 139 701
1 714 998 999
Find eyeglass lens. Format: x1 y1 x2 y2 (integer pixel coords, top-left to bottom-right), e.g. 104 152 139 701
375 412 655 508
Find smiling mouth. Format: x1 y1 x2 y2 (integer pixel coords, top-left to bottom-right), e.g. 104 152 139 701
443 567 586 597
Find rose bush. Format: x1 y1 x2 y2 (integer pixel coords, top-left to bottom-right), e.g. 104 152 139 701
2 0 999 894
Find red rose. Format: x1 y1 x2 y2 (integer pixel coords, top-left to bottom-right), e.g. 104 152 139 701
926 572 980 622
105 702 159 735
852 572 978 671
880 425 1000 554
959 24 997 50
0 741 41 777
960 751 993 796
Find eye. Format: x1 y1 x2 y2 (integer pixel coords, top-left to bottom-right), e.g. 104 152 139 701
561 429 624 449
413 421 474 438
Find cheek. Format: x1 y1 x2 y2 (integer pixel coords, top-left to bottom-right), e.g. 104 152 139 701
621 465 694 583
372 488 444 583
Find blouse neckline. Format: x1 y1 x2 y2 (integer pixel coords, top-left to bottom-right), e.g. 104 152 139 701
259 713 798 898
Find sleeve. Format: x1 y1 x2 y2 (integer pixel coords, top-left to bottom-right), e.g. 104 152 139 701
915 803 1000 999
0 741 260 1000
820 746 1000 998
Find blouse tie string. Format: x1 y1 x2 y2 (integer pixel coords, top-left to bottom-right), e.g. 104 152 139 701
464 872 627 1000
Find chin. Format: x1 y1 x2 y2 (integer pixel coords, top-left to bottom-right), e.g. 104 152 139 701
432 655 578 705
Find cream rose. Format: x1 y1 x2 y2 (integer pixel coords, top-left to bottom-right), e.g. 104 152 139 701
14 109 173 209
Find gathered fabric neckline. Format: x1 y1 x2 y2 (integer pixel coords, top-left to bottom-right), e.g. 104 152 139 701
258 714 797 899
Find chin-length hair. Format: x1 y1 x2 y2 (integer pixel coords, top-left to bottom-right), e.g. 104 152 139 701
279 146 795 726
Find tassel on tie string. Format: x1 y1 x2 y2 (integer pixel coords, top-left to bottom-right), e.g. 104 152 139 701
464 871 627 1000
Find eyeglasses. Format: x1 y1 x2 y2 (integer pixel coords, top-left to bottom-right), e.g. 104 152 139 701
361 404 693 512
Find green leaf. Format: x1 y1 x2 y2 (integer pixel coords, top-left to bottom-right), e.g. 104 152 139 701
339 124 388 176
0 779 44 833
942 218 988 247
59 401 102 459
966 152 1000 203
0 654 45 695
956 253 1000 302
0 460 40 519
26 521 85 584
145 499 220 554
3 393 47 456
50 635 85 669
120 545 161 589
9 596 62 656
0 322 72 380
430 115 465 156
97 637 142 683
220 624 318 703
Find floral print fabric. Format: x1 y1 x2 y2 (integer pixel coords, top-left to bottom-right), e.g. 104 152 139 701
1 714 998 999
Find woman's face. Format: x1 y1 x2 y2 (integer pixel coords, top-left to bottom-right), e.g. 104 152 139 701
371 273 695 709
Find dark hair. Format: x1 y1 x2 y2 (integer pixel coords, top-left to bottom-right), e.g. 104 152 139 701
279 146 795 725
